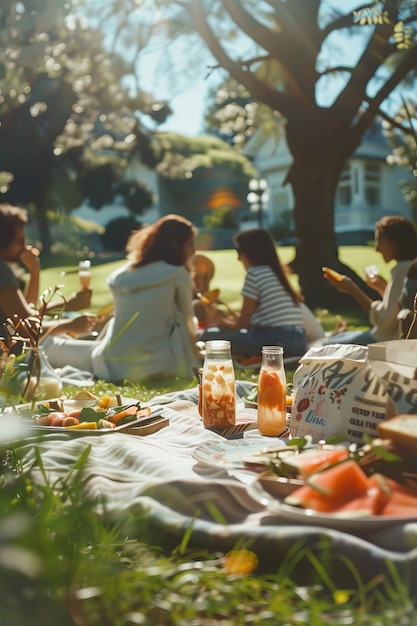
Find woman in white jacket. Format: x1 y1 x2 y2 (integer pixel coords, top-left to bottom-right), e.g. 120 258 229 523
44 215 200 382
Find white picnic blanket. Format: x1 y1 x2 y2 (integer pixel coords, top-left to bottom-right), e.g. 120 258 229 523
12 381 417 590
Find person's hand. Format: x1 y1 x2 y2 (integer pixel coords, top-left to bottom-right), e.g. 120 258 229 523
365 274 386 297
64 289 92 312
323 271 354 295
19 246 40 273
63 314 97 336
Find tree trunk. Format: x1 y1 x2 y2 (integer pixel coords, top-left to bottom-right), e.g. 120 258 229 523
289 158 340 307
285 119 371 311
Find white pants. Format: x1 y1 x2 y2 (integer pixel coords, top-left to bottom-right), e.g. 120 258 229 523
42 335 97 372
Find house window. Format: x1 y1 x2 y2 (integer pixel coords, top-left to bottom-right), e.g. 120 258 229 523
364 164 381 206
337 165 352 206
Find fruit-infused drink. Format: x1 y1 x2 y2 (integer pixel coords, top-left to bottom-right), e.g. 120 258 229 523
201 340 236 430
78 260 91 290
257 346 286 436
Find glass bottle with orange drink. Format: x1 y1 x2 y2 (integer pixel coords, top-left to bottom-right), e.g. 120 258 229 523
257 346 287 436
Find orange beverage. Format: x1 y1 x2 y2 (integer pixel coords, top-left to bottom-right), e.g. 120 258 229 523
78 260 91 290
257 346 286 436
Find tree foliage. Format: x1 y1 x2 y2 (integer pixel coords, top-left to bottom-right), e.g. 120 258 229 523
95 0 417 307
0 0 169 251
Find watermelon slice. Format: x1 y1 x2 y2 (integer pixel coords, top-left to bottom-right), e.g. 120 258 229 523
284 484 347 513
283 447 349 477
307 460 369 499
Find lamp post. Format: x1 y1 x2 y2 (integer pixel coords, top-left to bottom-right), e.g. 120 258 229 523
247 178 269 228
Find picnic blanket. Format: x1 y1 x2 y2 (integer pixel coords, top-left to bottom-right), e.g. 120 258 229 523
14 381 417 590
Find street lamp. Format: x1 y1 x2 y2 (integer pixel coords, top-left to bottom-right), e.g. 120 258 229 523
247 178 269 228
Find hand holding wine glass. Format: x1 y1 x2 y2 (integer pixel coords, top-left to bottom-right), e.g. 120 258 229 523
78 260 91 290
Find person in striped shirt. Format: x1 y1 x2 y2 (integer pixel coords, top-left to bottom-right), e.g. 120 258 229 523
200 228 307 359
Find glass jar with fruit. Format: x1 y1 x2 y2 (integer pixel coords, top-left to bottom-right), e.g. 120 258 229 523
201 340 236 430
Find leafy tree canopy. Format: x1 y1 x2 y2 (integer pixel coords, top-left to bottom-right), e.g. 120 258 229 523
0 0 169 250
94 0 417 306
152 132 255 178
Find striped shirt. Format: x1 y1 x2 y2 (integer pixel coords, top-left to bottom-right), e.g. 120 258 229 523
242 265 303 328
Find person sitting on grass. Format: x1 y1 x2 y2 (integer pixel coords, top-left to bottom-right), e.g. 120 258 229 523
43 214 201 382
324 215 417 345
0 203 96 346
200 228 307 360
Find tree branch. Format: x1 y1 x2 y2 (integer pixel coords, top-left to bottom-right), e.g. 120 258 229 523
376 106 417 136
219 0 288 58
319 65 355 76
322 2 376 38
178 0 292 116
352 44 417 141
332 1 401 122
220 0 321 110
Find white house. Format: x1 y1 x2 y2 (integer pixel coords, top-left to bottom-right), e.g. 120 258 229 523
243 122 413 243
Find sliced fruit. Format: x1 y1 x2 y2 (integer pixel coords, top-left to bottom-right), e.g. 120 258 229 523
334 487 387 516
258 371 285 410
322 266 344 281
284 484 347 513
108 405 139 424
381 503 417 517
283 447 349 476
307 460 369 499
66 421 98 430
199 289 220 305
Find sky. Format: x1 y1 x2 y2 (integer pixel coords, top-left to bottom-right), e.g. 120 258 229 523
136 0 366 137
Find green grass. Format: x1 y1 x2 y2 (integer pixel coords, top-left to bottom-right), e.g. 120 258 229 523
1 438 416 626
40 244 388 316
2 245 414 624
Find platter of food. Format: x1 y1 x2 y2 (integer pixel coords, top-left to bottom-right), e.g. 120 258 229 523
247 478 417 532
245 418 417 531
8 391 169 437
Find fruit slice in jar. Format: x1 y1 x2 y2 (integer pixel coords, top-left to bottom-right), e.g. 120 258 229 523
258 371 285 410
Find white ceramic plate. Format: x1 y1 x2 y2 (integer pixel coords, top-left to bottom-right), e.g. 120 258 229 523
247 478 417 531
192 439 287 469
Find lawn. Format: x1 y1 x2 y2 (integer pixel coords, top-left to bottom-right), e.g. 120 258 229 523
40 243 385 320
2 245 414 625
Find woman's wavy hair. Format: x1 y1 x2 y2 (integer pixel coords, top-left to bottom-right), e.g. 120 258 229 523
375 216 417 261
234 228 303 305
126 214 196 268
0 204 28 250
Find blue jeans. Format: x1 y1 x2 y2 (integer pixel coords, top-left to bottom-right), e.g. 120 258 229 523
324 329 377 346
199 325 307 358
